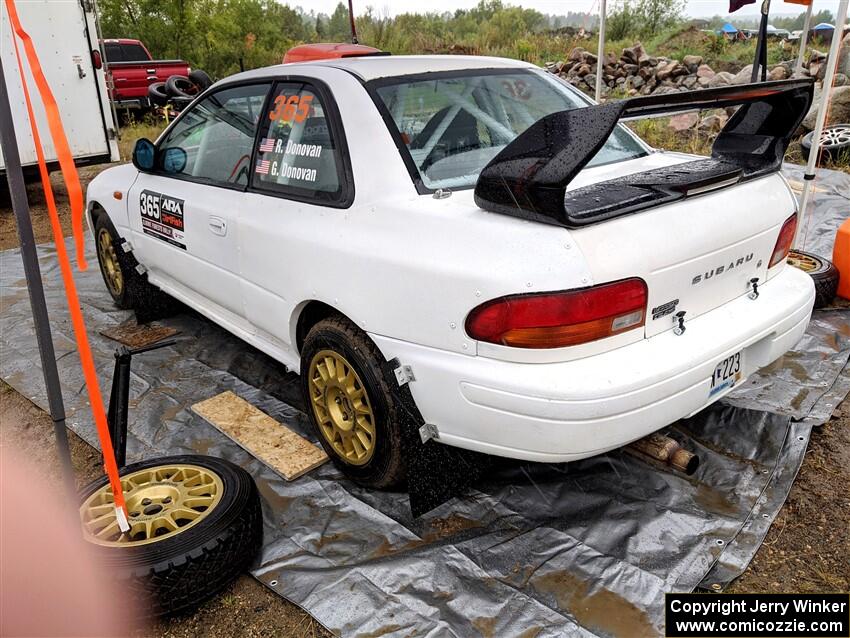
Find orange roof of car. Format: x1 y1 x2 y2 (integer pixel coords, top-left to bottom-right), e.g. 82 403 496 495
283 43 386 64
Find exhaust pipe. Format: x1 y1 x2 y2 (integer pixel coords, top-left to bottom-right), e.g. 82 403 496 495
625 433 699 475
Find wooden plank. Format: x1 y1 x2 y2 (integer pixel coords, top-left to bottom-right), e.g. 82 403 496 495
100 319 178 348
192 391 327 481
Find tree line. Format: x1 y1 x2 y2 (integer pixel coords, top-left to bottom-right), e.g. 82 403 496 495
97 0 832 80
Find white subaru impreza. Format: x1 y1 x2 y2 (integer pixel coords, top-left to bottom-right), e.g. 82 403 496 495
87 50 816 487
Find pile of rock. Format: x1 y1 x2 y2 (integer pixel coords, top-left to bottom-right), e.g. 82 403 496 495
545 33 850 131
545 42 796 98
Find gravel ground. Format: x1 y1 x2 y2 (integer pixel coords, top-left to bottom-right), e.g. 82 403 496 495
1 162 847 635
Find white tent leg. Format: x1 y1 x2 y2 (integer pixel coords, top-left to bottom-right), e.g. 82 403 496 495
794 0 849 249
595 0 607 102
794 2 814 77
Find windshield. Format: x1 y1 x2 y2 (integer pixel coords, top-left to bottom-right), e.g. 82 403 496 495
372 69 647 191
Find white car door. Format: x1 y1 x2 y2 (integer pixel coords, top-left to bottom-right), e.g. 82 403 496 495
127 83 272 324
239 80 354 364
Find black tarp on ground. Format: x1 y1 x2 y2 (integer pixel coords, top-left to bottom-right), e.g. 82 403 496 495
1 165 848 637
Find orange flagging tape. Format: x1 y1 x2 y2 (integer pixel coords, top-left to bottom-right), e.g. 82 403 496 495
6 0 128 525
5 0 87 272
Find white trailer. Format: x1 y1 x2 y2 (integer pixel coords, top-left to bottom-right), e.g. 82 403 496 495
0 0 119 177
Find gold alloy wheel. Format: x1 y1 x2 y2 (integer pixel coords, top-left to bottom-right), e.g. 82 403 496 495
787 250 820 273
80 464 223 547
97 227 124 297
308 349 376 466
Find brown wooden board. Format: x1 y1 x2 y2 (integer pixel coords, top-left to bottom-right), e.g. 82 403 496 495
100 319 178 348
192 391 327 481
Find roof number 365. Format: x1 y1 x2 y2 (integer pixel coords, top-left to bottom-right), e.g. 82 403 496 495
269 94 314 123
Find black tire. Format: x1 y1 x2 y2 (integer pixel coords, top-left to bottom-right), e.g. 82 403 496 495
79 455 262 618
800 124 850 163
93 213 168 313
300 316 407 489
188 69 213 91
147 81 169 106
165 75 200 99
788 249 839 309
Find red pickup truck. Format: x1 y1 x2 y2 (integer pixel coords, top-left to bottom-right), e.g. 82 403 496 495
103 39 190 111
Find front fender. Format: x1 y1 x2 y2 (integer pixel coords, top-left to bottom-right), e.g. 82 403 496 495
86 163 139 236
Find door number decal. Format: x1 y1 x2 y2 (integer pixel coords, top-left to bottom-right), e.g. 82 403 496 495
140 190 186 250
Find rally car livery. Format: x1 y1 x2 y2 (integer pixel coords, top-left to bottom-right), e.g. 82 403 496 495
87 53 815 487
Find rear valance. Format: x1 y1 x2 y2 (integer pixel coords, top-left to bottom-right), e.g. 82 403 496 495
473 79 814 228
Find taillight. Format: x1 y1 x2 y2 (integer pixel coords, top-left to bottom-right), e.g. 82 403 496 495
91 49 102 70
465 278 648 349
769 213 797 268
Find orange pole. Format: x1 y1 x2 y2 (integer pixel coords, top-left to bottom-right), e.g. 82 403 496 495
6 0 128 527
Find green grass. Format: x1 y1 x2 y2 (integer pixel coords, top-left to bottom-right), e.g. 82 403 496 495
116 119 168 162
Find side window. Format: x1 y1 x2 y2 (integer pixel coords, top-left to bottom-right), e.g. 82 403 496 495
157 83 271 187
251 83 345 203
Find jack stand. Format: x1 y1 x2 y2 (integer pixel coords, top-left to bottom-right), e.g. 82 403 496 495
105 339 176 469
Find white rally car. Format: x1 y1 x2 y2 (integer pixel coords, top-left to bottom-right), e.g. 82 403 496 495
87 47 816 487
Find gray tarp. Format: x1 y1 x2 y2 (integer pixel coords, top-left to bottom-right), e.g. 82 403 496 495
1 165 848 637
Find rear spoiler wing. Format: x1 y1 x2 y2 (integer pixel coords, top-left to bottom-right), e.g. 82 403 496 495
473 79 814 228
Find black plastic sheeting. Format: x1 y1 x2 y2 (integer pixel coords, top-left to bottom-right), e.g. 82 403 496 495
0 165 847 638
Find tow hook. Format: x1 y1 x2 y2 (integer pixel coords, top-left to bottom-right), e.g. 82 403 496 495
673 310 687 336
748 277 760 300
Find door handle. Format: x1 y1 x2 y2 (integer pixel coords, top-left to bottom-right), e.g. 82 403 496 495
208 216 227 236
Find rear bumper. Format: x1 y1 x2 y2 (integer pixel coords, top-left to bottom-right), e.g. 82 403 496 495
371 265 815 462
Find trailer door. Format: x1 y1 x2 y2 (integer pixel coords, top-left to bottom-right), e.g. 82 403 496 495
1 0 118 171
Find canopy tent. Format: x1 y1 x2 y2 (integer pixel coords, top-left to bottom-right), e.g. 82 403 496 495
719 22 739 33
812 21 835 29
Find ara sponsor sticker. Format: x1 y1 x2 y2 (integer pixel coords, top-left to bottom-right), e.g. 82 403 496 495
139 189 186 250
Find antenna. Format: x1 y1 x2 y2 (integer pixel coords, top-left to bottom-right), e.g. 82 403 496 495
348 0 358 44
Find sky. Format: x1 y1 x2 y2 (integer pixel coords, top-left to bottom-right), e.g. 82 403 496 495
292 0 844 19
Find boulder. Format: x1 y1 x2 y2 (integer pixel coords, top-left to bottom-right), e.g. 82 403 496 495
802 85 850 130
697 75 712 87
669 112 699 131
696 64 716 79
683 54 703 72
584 73 597 89
576 63 591 77
708 71 735 87
682 75 698 89
732 65 754 85
768 65 787 81
568 46 586 62
656 61 681 82
834 73 849 87
698 112 728 132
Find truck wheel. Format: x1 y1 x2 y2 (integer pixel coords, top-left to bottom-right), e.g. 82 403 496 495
147 82 169 106
94 214 165 313
300 316 406 489
165 75 200 99
788 249 839 309
79 455 262 618
189 69 213 91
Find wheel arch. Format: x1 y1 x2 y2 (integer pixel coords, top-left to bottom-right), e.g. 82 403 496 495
293 299 341 355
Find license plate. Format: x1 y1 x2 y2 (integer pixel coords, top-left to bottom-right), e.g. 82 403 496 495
709 351 743 397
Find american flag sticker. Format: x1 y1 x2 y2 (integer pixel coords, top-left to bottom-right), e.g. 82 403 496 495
258 137 276 153
255 159 270 175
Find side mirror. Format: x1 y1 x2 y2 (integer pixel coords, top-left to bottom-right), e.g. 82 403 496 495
132 138 156 171
161 147 187 174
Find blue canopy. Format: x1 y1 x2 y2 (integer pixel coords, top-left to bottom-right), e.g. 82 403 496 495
719 22 738 33
812 22 835 30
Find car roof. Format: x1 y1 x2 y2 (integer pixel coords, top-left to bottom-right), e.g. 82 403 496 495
224 55 537 84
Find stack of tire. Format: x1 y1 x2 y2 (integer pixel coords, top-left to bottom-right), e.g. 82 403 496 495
148 70 212 112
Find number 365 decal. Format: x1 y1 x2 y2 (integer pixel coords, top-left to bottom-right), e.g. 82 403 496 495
269 94 314 123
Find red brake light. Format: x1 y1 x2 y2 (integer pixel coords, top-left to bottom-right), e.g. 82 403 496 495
769 213 797 268
465 278 648 348
91 49 102 70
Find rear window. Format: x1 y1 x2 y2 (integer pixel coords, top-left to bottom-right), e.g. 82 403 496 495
104 42 150 62
371 69 647 191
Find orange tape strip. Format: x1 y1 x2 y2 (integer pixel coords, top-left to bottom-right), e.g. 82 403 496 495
5 0 87 271
6 0 126 515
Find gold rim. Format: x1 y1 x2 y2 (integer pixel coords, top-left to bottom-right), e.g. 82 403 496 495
97 227 124 297
308 349 376 466
787 250 820 273
80 464 223 547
